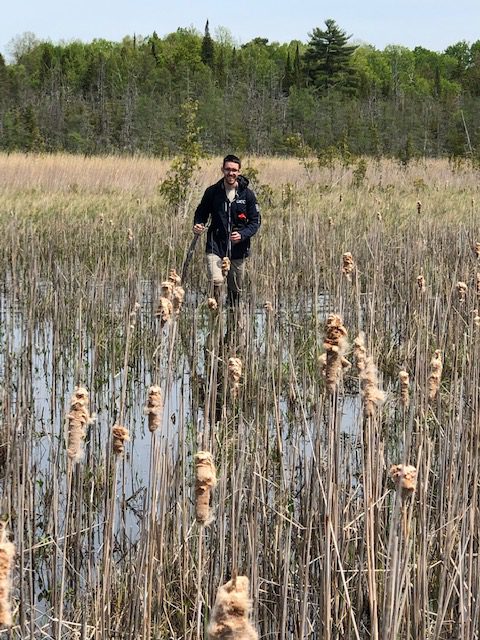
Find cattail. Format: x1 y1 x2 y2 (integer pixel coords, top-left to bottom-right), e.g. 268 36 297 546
377 211 383 222
353 331 367 371
0 522 15 627
67 386 93 463
112 424 130 456
473 309 480 327
264 301 274 313
361 355 385 418
127 227 134 242
160 280 174 299
129 302 141 330
144 385 163 432
194 451 217 525
172 285 185 316
222 257 231 277
399 370 410 408
155 296 173 326
416 201 422 214
428 349 443 401
328 216 334 227
207 297 218 313
342 252 355 281
207 576 258 640
323 314 349 393
456 281 467 303
228 357 242 398
390 464 417 495
318 352 327 376
168 268 182 286
417 275 426 293
474 242 480 258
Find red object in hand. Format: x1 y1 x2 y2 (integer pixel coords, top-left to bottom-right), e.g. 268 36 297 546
238 213 246 220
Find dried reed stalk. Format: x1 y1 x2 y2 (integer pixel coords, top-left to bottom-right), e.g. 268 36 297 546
207 576 258 640
172 285 185 316
428 349 443 401
477 273 480 297
0 522 15 627
353 331 367 371
67 386 93 463
144 385 163 432
194 451 217 525
112 424 130 456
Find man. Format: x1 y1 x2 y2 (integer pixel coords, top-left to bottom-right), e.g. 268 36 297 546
193 154 261 306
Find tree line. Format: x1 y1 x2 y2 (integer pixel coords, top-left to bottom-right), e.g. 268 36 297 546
1 20 479 160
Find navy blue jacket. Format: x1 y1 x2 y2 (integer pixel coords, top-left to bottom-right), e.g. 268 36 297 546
193 176 261 260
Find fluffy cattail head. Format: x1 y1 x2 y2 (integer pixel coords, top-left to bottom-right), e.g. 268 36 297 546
172 285 185 316
160 280 174 299
353 332 367 371
264 301 274 313
456 281 467 303
144 385 163 432
322 314 349 393
194 451 217 525
0 521 15 627
168 268 182 286
228 357 242 398
207 576 258 640
416 201 422 214
361 356 385 418
399 370 410 408
417 275 426 293
428 349 443 401
127 227 134 242
67 386 93 463
474 242 480 258
155 297 173 327
112 424 130 456
342 252 355 281
207 297 218 314
390 464 417 495
222 257 231 277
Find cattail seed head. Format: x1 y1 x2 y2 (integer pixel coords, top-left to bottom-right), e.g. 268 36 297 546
160 280 174 299
390 464 417 495
474 242 480 258
194 451 217 525
172 285 185 316
207 576 258 640
342 252 355 281
456 281 467 303
222 257 231 277
168 268 182 286
353 332 367 371
361 356 385 418
322 314 349 393
399 370 410 408
0 522 15 627
428 349 443 401
228 357 242 398
67 386 93 463
207 297 218 313
155 297 173 326
264 301 274 313
417 275 426 293
112 424 130 456
416 201 422 214
144 385 163 432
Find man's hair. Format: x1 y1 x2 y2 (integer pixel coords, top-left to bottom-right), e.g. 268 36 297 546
223 154 241 168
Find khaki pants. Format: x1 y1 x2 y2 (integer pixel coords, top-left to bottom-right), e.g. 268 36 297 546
206 254 246 305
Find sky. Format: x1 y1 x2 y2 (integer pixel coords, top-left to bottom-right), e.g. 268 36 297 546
2 0 480 59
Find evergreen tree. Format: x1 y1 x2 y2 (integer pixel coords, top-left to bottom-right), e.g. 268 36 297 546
201 20 215 68
293 44 303 89
304 19 358 94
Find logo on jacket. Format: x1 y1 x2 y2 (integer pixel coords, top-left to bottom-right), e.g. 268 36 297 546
236 199 246 204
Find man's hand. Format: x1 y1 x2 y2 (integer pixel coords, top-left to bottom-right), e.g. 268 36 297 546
193 223 206 235
230 231 242 244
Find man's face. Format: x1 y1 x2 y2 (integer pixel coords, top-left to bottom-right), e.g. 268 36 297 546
222 162 240 186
